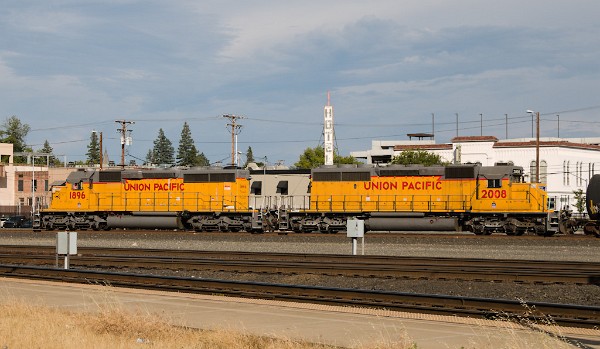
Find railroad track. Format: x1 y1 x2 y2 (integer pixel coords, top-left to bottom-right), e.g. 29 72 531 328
1 245 600 285
0 264 598 329
3 228 599 239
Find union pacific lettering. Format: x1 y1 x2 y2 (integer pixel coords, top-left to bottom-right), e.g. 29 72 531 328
363 179 442 191
123 182 184 191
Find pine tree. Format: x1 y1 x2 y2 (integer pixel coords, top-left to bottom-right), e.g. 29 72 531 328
86 132 100 165
38 140 60 166
244 146 255 167
151 128 175 165
145 149 153 165
176 122 199 166
197 152 210 166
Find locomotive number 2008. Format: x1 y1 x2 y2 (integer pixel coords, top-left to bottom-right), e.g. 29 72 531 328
69 192 86 199
481 189 506 199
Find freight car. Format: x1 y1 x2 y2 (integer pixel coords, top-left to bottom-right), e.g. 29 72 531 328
39 163 551 235
583 174 600 237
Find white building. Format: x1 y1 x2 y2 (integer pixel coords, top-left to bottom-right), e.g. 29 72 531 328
351 135 600 211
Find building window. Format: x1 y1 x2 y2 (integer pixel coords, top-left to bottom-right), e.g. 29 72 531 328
566 161 570 186
32 179 37 192
530 161 536 183
540 160 547 184
18 180 23 191
45 180 49 192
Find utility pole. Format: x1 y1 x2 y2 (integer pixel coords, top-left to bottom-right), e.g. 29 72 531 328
527 110 540 183
455 113 458 137
223 114 244 167
115 120 134 169
536 111 540 183
480 113 483 136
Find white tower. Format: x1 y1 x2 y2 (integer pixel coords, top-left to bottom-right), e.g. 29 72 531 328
323 92 335 166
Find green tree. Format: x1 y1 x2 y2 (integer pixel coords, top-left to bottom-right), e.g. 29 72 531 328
151 128 174 165
37 140 60 166
294 146 361 169
244 146 255 167
0 115 31 163
197 152 210 167
145 149 153 165
573 189 586 214
176 122 199 166
86 132 100 165
390 150 447 166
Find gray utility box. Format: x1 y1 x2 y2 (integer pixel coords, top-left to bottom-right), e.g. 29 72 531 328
346 219 365 238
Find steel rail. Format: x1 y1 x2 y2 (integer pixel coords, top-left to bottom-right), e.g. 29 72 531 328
0 264 598 329
1 246 599 285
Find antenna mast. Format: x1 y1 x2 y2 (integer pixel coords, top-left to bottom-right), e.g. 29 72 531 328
323 92 335 166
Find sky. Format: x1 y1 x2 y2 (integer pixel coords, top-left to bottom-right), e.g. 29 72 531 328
1 0 600 167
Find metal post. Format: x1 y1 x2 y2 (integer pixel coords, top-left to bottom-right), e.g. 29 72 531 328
536 111 540 183
455 113 458 137
480 113 483 136
99 132 103 170
352 237 357 255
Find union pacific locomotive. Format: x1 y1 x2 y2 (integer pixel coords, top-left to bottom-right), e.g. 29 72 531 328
39 163 551 235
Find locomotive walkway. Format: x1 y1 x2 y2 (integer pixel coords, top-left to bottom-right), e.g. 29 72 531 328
2 277 600 348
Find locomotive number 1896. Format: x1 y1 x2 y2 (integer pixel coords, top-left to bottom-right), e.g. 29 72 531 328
69 192 86 199
481 189 507 199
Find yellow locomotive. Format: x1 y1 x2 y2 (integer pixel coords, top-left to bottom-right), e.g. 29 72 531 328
294 163 549 235
41 168 252 231
40 163 551 235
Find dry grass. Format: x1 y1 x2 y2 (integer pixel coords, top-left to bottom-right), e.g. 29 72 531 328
0 295 584 349
0 297 414 349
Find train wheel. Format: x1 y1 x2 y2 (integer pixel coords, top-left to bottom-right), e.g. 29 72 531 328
535 225 550 236
583 222 600 237
472 224 485 235
504 223 517 236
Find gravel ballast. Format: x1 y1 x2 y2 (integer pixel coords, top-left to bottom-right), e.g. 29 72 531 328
2 230 600 306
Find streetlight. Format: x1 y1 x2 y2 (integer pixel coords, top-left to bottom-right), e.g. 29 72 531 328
526 110 540 183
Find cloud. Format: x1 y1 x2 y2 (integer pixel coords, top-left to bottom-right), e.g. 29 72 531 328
1 1 599 165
